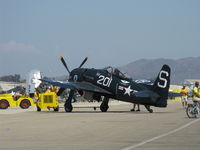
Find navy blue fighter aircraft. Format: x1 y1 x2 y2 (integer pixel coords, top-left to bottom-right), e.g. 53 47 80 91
41 56 173 113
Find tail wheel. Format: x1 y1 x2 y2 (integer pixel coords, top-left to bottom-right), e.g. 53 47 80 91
0 100 9 109
186 105 197 118
20 99 31 109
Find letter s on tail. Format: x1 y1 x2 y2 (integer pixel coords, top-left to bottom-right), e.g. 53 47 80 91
153 65 171 107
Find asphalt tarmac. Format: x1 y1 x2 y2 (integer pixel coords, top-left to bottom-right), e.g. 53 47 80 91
0 101 200 150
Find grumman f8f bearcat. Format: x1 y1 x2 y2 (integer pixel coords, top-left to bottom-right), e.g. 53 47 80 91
41 56 174 113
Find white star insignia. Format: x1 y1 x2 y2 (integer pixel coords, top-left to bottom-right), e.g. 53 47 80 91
11 91 15 96
124 86 133 96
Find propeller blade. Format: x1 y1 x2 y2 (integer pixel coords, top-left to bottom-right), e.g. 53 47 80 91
60 56 70 74
79 57 88 68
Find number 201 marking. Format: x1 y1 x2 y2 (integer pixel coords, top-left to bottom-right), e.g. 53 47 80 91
157 71 169 88
97 75 112 87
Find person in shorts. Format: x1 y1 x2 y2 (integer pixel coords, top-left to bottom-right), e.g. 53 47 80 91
180 85 188 108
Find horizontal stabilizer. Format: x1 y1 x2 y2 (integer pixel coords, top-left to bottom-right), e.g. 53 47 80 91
134 91 159 98
168 92 182 98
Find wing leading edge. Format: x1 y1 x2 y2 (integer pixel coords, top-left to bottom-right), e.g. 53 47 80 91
40 79 112 94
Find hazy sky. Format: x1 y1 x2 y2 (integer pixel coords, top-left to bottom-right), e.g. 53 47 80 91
0 0 200 78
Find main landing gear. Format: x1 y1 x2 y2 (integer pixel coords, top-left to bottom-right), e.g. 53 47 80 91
100 97 109 112
64 90 74 112
144 105 153 113
64 90 110 112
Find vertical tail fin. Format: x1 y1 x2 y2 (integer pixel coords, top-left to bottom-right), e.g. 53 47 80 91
26 70 42 95
153 64 171 107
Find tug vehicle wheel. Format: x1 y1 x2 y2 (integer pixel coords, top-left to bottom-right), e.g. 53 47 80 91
20 99 31 109
0 100 9 109
54 106 59 112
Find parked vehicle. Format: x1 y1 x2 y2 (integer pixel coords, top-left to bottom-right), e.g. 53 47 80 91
0 93 36 109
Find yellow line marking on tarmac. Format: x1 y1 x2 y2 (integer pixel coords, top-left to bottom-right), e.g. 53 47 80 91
122 118 200 150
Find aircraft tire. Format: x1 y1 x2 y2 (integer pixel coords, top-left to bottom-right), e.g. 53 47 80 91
0 99 9 109
64 103 73 112
149 109 153 113
20 99 31 109
100 97 109 112
100 104 109 112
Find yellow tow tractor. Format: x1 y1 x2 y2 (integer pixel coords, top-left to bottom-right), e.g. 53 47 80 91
36 92 59 112
0 93 36 109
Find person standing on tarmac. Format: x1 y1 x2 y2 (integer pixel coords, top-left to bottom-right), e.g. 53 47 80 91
131 103 140 111
180 85 188 108
193 82 200 103
50 86 57 93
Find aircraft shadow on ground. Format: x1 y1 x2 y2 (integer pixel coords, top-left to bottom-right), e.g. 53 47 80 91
31 110 175 114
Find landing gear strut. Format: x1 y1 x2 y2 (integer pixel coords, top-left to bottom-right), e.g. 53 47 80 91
64 90 75 112
100 97 109 112
144 105 153 113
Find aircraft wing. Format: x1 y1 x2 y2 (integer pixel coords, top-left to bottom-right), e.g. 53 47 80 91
40 79 112 94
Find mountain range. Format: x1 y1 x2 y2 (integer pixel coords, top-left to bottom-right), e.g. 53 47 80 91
119 57 200 84
52 57 200 84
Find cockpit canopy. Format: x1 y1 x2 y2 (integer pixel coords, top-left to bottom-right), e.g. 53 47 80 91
103 66 131 80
